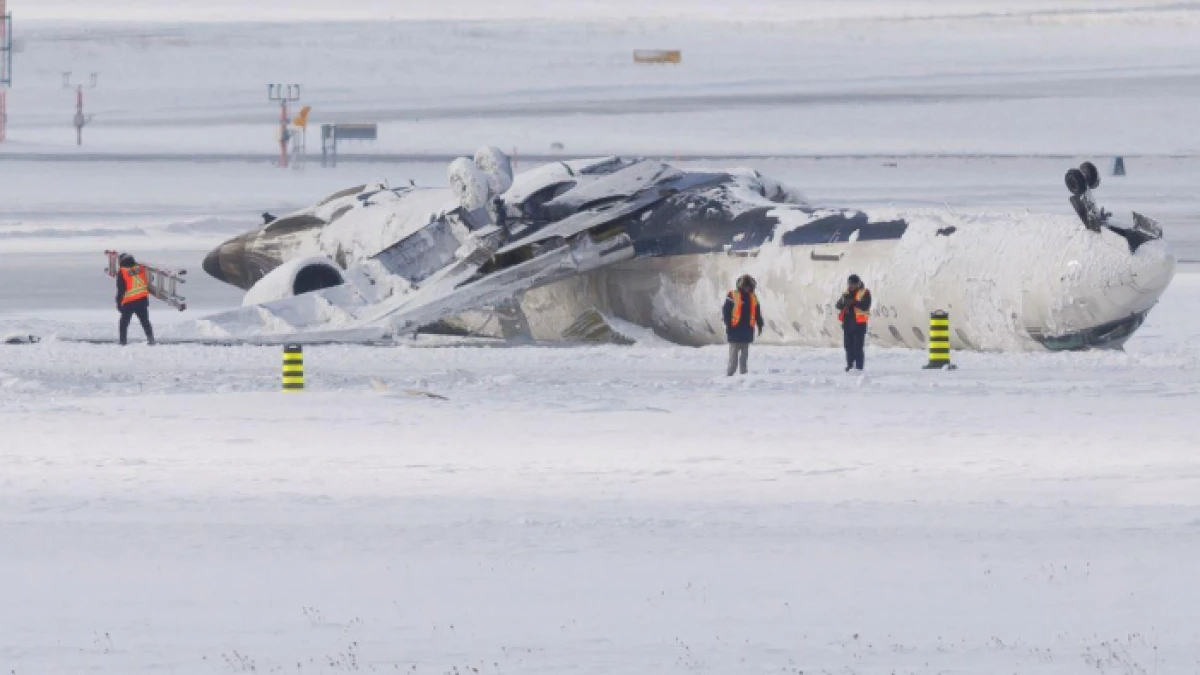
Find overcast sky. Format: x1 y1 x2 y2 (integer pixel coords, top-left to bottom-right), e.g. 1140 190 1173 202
13 0 1186 22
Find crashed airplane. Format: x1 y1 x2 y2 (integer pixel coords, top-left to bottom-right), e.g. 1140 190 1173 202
195 148 1175 351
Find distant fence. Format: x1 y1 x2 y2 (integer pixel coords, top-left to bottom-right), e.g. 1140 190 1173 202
633 49 681 64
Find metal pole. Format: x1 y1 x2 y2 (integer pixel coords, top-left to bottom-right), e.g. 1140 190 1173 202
279 98 288 168
1 7 10 87
75 85 83 146
268 83 301 169
65 73 96 146
2 7 13 143
320 124 328 167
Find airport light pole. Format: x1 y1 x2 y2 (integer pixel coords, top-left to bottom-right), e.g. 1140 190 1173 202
1 0 13 143
268 84 301 168
63 71 98 146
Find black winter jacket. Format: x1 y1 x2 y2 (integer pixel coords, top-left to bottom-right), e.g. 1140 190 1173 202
836 288 872 328
722 290 764 343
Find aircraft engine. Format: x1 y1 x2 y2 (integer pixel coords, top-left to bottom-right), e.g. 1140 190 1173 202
474 145 514 195
241 256 345 307
448 157 491 212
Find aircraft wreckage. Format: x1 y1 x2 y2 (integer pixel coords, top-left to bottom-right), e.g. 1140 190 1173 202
194 148 1175 351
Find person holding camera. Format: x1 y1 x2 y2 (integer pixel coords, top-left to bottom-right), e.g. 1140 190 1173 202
836 274 871 371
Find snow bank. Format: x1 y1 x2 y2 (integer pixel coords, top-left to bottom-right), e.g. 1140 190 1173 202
2 276 1200 672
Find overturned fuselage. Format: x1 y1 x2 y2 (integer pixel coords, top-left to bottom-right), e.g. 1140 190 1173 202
199 152 1175 350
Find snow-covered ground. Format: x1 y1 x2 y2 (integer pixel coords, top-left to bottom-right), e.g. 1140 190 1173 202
3 3 1200 672
2 273 1200 674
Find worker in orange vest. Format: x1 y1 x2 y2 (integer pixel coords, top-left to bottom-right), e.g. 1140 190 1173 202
116 253 156 346
836 274 871 371
721 274 764 376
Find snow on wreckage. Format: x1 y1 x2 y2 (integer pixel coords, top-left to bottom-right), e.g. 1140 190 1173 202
191 148 1176 351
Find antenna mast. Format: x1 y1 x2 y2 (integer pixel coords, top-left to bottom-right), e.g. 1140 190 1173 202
268 84 301 168
1 0 13 143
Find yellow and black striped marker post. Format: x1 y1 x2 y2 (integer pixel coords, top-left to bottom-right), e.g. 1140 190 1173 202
282 344 305 391
923 311 957 370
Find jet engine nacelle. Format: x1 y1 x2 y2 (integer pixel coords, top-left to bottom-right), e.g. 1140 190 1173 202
448 158 491 212
474 145 514 195
448 146 514 216
241 256 345 307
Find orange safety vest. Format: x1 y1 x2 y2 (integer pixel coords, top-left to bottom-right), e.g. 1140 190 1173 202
728 290 759 328
838 288 869 324
121 265 150 305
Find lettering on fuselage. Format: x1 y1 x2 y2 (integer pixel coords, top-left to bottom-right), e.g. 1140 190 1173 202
814 303 899 320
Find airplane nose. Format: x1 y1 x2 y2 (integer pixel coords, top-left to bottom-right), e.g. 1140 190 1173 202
202 247 225 283
199 234 273 290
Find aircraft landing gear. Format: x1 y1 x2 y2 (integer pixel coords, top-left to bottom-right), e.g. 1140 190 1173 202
1080 161 1101 190
1065 161 1109 232
1065 168 1089 197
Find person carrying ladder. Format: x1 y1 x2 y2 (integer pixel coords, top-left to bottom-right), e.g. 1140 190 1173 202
116 253 156 346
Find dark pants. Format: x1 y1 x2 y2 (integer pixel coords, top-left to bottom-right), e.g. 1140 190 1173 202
843 323 866 370
727 342 750 376
119 299 154 345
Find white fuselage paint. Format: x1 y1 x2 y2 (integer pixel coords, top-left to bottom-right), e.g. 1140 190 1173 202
514 208 1176 350
201 163 1177 352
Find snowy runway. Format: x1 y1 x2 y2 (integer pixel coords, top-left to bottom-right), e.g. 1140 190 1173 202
3 276 1199 673
3 3 1200 670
